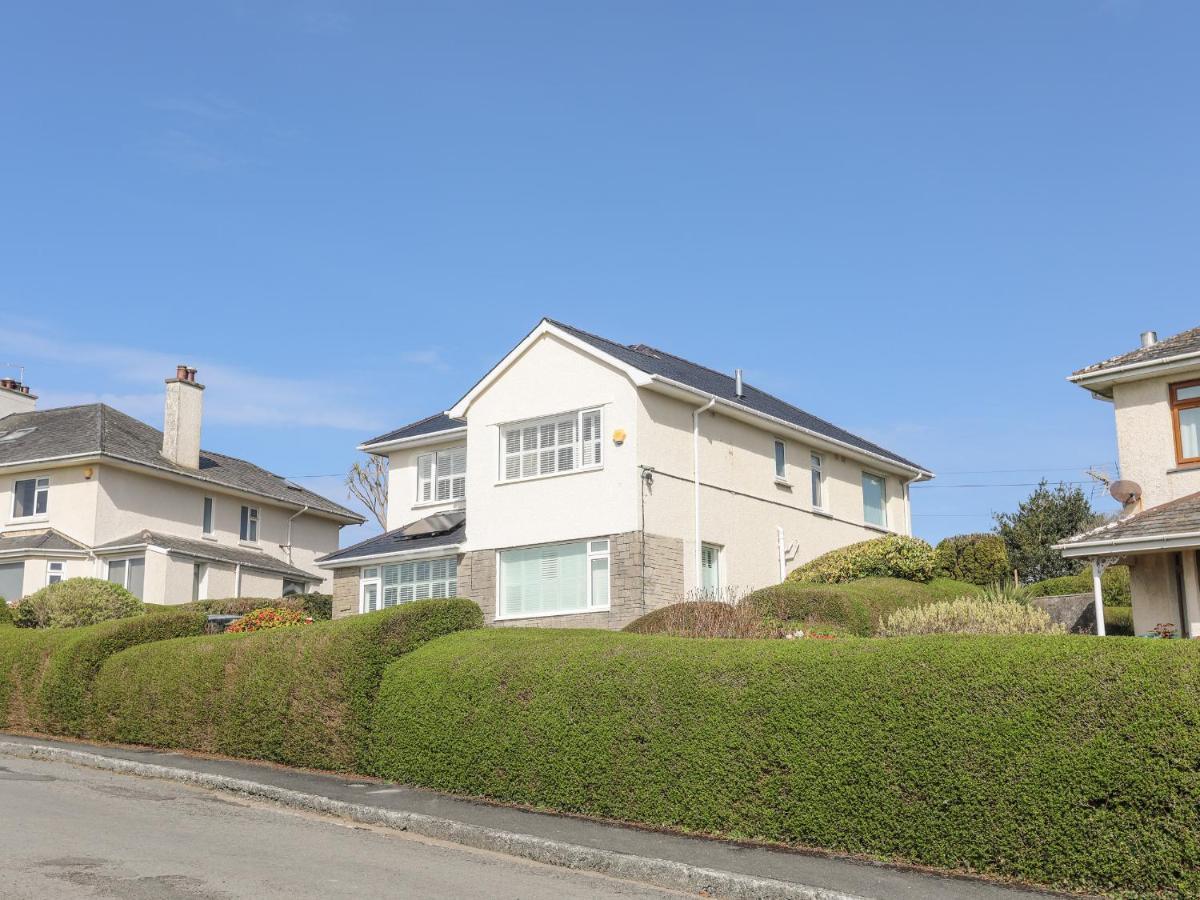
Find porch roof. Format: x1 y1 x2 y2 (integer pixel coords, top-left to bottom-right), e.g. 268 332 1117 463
1057 492 1200 557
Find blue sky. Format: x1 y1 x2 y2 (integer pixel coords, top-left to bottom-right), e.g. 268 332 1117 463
1 1 1195 547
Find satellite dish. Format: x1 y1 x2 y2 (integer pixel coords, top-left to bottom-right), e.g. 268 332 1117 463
1109 480 1142 505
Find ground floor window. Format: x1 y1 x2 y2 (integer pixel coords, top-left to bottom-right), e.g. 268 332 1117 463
106 556 146 599
498 539 610 619
46 561 64 585
282 579 306 596
0 562 23 602
360 556 458 612
701 542 722 594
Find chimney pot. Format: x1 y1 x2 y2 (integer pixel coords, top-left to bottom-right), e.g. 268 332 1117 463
1140 331 1158 348
176 364 188 380
734 368 744 398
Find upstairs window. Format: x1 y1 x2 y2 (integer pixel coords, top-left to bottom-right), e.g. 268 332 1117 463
12 476 49 519
862 472 887 528
240 505 259 542
417 446 466 503
774 440 786 480
1171 379 1200 465
810 454 825 510
202 497 214 535
501 408 603 482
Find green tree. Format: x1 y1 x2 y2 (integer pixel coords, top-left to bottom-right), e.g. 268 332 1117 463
993 481 1101 583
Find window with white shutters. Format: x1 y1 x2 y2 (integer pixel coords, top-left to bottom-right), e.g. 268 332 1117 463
417 446 466 504
501 408 603 482
368 556 458 609
498 539 610 619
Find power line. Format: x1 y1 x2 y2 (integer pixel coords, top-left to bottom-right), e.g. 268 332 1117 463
930 464 1115 475
912 480 1095 489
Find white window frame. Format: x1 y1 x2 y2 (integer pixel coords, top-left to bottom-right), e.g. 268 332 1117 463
239 505 259 543
11 475 49 521
46 560 64 585
810 453 825 511
360 558 458 612
202 496 215 537
499 407 604 484
701 542 722 595
359 566 381 613
862 471 888 529
105 555 145 598
416 445 466 505
773 440 787 481
495 538 611 621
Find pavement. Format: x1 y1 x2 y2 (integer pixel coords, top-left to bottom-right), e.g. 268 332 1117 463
0 734 1067 900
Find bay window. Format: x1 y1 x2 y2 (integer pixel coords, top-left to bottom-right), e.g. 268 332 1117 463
360 557 458 613
501 408 603 482
498 539 610 619
1171 379 1200 465
862 472 887 528
417 446 466 503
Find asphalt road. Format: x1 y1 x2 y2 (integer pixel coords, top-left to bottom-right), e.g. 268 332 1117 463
1 756 691 899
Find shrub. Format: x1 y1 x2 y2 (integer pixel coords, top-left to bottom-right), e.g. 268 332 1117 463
299 592 333 621
91 599 482 771
0 601 13 627
786 535 935 584
371 629 1200 896
181 596 305 616
1104 605 1134 637
878 599 1064 637
732 577 979 637
933 533 1010 586
14 578 142 629
0 609 207 735
623 600 780 639
225 607 310 633
1027 566 1131 606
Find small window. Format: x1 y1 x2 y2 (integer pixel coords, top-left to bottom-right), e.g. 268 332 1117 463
46 561 64 585
240 506 259 542
701 543 721 594
191 562 207 603
282 579 305 596
501 408 603 482
106 556 145 599
1171 379 1200 465
862 472 887 528
417 446 466 504
774 440 786 480
810 454 824 510
360 566 381 613
202 497 214 535
12 476 49 519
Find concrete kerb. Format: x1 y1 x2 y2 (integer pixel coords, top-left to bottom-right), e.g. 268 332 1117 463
0 740 863 900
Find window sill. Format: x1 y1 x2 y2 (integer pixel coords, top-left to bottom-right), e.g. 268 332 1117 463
774 478 792 489
862 522 893 534
496 606 611 622
495 465 604 488
238 540 260 549
1167 464 1200 474
412 499 464 511
810 507 832 519
201 534 218 542
6 515 49 527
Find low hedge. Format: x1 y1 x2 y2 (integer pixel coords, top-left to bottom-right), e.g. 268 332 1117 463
933 533 1010 586
735 577 981 636
1027 566 1131 606
14 577 142 628
91 599 482 771
0 609 207 736
371 630 1200 896
786 535 936 584
1104 605 1134 637
0 602 13 627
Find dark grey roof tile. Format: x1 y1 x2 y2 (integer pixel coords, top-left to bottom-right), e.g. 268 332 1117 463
94 530 320 581
318 511 465 565
362 413 464 447
1074 326 1200 377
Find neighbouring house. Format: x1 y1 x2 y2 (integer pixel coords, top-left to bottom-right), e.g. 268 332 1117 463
0 368 363 604
1057 326 1200 637
318 319 933 628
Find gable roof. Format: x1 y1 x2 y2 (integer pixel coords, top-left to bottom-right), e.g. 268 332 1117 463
1072 326 1200 380
1057 492 1200 556
317 510 465 566
0 404 362 523
94 530 321 581
360 413 465 450
0 528 89 557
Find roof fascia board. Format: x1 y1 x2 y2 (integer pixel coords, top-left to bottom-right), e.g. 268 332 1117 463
316 542 463 569
1055 530 1200 556
447 320 652 420
643 376 932 480
0 453 102 473
1069 351 1200 392
358 427 468 455
0 548 89 559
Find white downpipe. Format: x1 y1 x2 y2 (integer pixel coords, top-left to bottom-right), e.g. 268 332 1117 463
1092 559 1106 637
777 526 786 583
285 505 310 564
693 396 716 589
234 563 242 599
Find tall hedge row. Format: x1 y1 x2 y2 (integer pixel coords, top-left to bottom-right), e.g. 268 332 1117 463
370 629 1200 897
786 535 936 584
0 610 208 735
90 599 481 771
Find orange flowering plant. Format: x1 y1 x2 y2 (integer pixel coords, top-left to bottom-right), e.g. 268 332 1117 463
225 607 312 633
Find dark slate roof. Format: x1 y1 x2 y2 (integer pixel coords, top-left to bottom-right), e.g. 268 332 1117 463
361 413 465 448
1073 326 1200 377
318 510 465 566
0 529 89 555
94 530 320 581
547 320 929 473
0 404 362 522
1060 492 1200 549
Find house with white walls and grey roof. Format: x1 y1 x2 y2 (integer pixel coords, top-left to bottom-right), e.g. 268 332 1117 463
318 319 933 628
0 369 363 605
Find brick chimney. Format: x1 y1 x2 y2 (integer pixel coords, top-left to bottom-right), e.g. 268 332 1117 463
162 365 204 469
0 378 36 419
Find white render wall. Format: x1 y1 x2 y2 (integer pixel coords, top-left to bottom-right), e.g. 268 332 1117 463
1112 371 1200 509
462 333 641 552
385 438 466 531
1 463 100 546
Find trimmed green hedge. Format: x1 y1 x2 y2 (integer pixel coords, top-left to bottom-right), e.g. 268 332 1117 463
933 533 1010 586
370 629 1200 896
91 599 482 771
1027 566 1131 606
14 577 142 629
786 535 936 584
1104 605 1134 637
737 577 981 636
0 610 207 735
